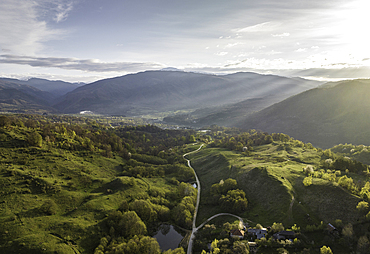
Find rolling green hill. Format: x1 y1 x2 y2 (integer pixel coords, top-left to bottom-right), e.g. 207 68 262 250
3 114 370 254
188 128 370 253
0 114 196 254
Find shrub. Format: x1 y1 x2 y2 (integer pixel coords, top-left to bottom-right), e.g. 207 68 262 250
40 200 58 215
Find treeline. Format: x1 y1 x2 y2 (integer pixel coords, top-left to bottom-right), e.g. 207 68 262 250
321 149 368 173
0 114 196 160
122 161 194 182
330 143 370 165
208 129 314 152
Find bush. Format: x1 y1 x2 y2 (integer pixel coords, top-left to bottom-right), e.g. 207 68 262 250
27 131 43 147
40 200 58 215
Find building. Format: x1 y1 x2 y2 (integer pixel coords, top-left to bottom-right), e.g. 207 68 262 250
247 228 267 239
273 230 296 240
230 229 245 239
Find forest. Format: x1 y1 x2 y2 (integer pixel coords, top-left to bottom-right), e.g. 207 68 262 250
2 115 370 253
0 114 197 254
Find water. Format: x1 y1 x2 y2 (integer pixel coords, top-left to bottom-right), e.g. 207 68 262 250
153 224 184 251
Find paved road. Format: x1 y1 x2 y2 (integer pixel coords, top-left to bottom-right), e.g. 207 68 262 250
196 213 244 231
183 144 203 254
184 144 249 254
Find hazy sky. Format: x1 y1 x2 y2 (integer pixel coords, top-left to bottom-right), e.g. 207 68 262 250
1 0 370 82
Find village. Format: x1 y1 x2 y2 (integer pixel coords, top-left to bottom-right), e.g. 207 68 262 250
197 221 340 253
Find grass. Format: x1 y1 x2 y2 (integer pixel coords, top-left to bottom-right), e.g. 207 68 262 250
188 141 365 231
0 127 183 253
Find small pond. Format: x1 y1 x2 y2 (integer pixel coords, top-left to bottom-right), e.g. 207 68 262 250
153 224 185 251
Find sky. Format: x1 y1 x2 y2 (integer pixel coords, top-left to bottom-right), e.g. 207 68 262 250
1 0 370 83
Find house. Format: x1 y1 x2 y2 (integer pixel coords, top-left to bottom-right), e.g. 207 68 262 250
247 228 267 239
273 230 296 240
230 229 244 239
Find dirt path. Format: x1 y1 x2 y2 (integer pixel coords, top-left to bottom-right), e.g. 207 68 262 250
287 195 295 223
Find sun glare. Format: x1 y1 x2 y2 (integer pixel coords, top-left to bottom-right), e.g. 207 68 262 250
338 0 370 60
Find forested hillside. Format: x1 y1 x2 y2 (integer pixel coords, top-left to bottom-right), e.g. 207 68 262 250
185 127 370 253
3 114 370 253
237 79 370 148
54 71 319 116
0 114 197 254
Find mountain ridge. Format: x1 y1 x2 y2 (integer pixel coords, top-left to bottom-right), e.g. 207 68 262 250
235 79 370 148
54 70 320 115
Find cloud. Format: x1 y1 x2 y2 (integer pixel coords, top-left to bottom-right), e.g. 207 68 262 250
271 33 290 37
233 22 280 33
215 52 228 56
0 0 69 55
0 54 164 72
225 43 242 48
54 2 74 23
295 48 307 52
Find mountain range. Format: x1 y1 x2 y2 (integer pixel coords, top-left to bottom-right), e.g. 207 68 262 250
0 71 319 116
3 71 370 148
54 71 319 115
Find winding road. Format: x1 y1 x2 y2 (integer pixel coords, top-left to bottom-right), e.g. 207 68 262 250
183 144 247 254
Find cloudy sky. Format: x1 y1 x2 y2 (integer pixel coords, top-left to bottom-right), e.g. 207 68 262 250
1 0 370 83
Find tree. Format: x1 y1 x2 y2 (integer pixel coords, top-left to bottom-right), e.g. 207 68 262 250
108 211 147 238
320 246 333 254
129 200 157 223
366 211 370 221
271 222 284 233
27 131 43 147
232 241 249 254
356 201 369 214
189 135 196 143
220 189 248 212
113 235 161 254
211 239 220 254
0 115 10 128
357 235 370 254
303 176 313 186
342 223 354 243
163 248 186 254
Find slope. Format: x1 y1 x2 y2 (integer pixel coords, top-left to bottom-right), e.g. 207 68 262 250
0 78 83 97
0 80 57 114
54 71 320 116
237 79 370 148
0 115 195 254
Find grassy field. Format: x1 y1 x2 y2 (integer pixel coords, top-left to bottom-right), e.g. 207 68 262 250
0 146 167 253
0 119 193 254
188 141 364 229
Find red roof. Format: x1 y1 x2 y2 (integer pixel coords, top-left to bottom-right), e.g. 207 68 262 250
230 229 244 236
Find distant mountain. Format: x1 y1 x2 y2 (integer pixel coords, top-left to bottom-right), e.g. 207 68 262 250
164 94 300 127
0 78 83 97
54 71 320 115
236 79 370 148
0 80 57 113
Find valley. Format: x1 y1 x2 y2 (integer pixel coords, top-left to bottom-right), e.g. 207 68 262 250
1 71 370 254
